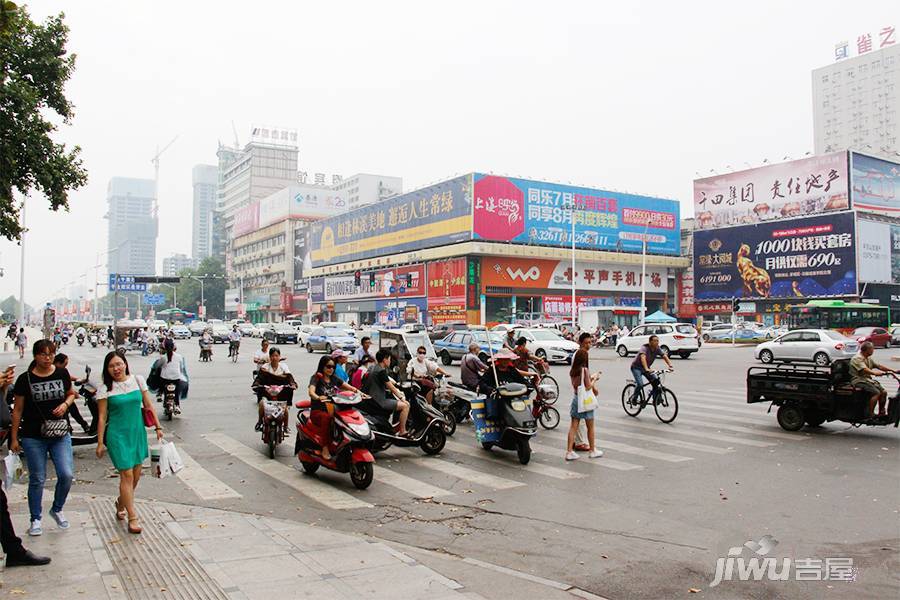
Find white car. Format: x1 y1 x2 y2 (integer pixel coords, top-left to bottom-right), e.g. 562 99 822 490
170 325 191 339
516 328 579 364
616 323 700 359
701 323 734 342
755 329 859 366
188 320 208 336
295 324 316 345
238 323 256 336
320 321 356 337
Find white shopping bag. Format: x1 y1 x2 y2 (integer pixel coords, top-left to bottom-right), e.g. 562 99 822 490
165 442 185 475
576 385 598 413
157 441 184 478
3 453 27 489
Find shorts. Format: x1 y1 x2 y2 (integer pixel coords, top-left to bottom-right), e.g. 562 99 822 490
856 380 885 395
570 395 595 420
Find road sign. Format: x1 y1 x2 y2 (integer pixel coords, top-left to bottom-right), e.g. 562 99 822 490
389 285 396 294
134 276 181 284
108 274 147 292
387 310 396 321
244 302 260 311
142 293 166 306
398 287 406 294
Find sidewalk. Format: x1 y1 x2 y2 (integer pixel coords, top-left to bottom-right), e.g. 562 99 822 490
0 492 483 600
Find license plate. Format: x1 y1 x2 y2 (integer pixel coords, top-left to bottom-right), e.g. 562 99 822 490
523 420 536 428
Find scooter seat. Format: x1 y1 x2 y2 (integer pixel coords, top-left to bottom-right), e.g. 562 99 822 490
448 381 471 390
295 398 312 409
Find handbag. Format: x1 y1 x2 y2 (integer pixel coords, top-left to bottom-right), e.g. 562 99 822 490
3 453 27 489
143 407 156 428
576 368 598 413
28 372 70 438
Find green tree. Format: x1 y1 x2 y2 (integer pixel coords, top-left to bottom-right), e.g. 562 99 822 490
148 256 227 319
0 2 87 240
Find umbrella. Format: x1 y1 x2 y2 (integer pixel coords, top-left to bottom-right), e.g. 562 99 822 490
644 310 677 323
155 308 196 318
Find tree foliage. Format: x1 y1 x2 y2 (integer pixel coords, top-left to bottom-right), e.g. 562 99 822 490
0 2 87 240
149 257 228 319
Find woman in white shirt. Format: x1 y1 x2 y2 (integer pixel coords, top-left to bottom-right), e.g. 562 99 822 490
149 339 190 413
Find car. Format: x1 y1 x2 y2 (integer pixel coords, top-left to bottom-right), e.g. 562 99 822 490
755 329 859 366
264 323 299 344
402 323 426 333
284 319 306 329
429 322 468 342
707 327 761 342
251 323 271 338
516 328 579 364
434 330 506 365
319 321 356 337
306 327 359 353
188 320 208 336
852 327 892 349
148 319 166 330
210 324 231 343
701 323 734 342
295 324 316 345
238 323 256 336
891 326 900 347
170 325 191 339
616 323 701 359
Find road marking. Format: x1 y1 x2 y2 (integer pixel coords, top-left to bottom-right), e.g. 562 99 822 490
672 408 774 427
406 456 525 490
556 436 693 462
597 427 734 453
684 417 807 440
374 465 455 498
444 440 588 480
527 441 645 470
176 447 243 500
202 433 372 509
598 416 777 447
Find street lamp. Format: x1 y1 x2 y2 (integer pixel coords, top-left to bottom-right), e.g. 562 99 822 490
161 283 177 310
639 219 651 324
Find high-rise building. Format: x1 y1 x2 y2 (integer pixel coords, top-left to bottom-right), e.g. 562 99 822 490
106 177 158 278
330 173 403 210
191 164 218 261
162 253 198 277
812 43 900 158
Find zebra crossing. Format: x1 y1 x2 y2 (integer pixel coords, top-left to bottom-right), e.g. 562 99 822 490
154 388 817 511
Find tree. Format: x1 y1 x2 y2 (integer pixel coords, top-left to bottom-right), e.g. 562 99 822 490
0 2 87 240
148 256 227 319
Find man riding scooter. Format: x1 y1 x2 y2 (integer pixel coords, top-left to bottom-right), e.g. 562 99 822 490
362 349 410 436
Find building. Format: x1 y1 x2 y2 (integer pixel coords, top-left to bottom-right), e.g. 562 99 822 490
330 173 402 210
812 43 900 159
162 253 198 277
303 173 687 328
191 164 218 261
106 177 158 278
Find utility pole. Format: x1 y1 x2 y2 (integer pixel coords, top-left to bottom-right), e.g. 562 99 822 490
18 199 26 325
640 219 651 324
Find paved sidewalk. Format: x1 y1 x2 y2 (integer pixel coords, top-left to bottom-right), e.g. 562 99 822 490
0 493 482 600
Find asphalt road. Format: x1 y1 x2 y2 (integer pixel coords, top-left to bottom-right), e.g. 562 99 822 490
10 337 899 599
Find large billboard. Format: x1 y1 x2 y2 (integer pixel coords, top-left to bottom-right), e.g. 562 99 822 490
858 219 900 284
323 264 425 302
693 152 849 229
480 257 668 295
850 153 900 216
472 174 679 255
427 258 467 325
292 226 309 293
233 202 259 237
693 212 857 301
308 176 472 267
259 185 349 228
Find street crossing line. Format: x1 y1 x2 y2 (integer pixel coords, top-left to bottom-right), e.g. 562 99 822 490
175 447 243 500
444 440 588 480
374 466 455 498
527 440 645 471
596 427 734 454
676 410 775 427
572 437 693 462
682 391 763 412
595 417 777 447
202 433 372 510
406 456 525 490
682 417 807 440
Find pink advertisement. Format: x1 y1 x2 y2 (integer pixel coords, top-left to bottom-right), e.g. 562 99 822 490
233 202 260 237
693 152 849 229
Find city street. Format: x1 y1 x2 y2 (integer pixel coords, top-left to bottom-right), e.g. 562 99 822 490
4 339 898 599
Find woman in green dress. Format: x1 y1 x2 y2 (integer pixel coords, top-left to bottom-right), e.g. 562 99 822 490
96 351 163 534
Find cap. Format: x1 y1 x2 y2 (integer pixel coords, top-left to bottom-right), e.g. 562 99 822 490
330 349 347 358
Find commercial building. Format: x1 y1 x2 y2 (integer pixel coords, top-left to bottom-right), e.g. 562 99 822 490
162 253 199 277
105 177 158 278
812 42 900 159
304 173 687 328
191 164 218 261
330 173 402 210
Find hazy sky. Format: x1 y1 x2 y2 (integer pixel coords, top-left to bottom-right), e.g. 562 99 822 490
1 0 897 306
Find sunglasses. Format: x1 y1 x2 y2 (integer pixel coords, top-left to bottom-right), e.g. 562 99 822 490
324 364 335 369
417 351 426 355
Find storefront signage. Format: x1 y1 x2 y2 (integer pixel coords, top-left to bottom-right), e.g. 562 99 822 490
466 257 481 311
427 258 468 324
481 257 667 294
323 264 425 302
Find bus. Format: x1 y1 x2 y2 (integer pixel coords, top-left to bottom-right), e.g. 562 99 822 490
788 300 891 335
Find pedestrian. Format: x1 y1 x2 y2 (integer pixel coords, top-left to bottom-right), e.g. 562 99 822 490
351 354 374 389
331 349 350 381
9 339 76 536
53 353 90 433
95 351 163 535
353 337 376 363
148 339 189 413
609 323 619 348
15 328 27 359
565 332 603 461
460 343 488 391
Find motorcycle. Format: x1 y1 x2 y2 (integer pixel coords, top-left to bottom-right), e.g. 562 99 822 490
294 391 376 490
433 375 476 436
76 333 85 346
199 338 212 362
158 381 179 421
89 333 98 348
359 380 447 455
257 384 288 458
61 332 69 345
71 366 99 446
478 382 537 464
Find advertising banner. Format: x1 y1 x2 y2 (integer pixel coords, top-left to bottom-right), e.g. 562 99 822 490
693 152 849 229
480 257 667 294
293 226 309 293
693 212 857 300
233 202 260 237
258 186 348 228
677 268 696 318
323 264 425 302
850 153 900 216
466 257 481 311
473 174 679 255
427 258 467 325
857 219 893 283
309 278 325 304
309 176 472 267
375 297 427 325
542 295 594 318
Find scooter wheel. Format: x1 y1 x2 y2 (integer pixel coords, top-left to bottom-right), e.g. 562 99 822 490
481 441 494 451
300 460 319 475
441 411 456 436
420 427 446 455
516 439 532 465
350 462 373 490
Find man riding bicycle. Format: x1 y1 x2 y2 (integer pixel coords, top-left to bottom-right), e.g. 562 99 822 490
228 324 242 358
630 335 674 402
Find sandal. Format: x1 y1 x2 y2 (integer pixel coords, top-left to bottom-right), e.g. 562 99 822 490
114 498 126 521
127 518 142 534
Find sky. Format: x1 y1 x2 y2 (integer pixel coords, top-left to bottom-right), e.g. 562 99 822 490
1 0 897 307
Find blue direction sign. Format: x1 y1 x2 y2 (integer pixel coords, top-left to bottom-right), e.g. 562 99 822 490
389 285 397 294
142 293 165 306
398 287 406 294
108 274 147 292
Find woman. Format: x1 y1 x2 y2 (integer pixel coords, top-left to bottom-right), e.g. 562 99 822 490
254 347 297 431
351 354 374 389
565 332 603 461
307 354 362 459
9 340 77 536
95 351 163 534
149 339 189 413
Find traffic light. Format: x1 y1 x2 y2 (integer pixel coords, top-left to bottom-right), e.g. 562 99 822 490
369 272 376 287
406 273 413 287
732 298 740 313
354 270 361 286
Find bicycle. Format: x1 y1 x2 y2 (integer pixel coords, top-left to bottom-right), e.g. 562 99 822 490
230 341 240 363
621 369 678 423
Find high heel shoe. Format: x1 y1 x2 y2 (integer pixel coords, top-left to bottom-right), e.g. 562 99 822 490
127 518 142 534
114 498 126 521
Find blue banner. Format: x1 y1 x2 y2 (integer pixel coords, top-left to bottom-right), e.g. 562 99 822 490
108 274 147 292
142 293 165 306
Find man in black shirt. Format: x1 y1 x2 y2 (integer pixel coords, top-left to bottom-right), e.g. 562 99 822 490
363 349 411 436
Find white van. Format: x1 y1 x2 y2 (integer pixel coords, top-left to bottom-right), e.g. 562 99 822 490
616 323 700 359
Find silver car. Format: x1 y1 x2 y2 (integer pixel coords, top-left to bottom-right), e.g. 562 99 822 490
755 329 858 366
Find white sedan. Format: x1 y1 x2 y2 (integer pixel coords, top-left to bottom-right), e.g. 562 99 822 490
755 329 858 366
516 328 579 364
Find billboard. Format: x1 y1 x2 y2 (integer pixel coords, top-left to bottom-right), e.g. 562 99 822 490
850 153 900 216
308 176 472 267
233 202 260 237
693 212 857 301
693 152 849 229
258 186 349 229
473 174 680 255
323 264 425 302
858 219 900 284
480 257 668 295
427 258 467 325
293 226 309 293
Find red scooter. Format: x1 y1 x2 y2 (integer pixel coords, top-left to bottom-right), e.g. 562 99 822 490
294 391 376 490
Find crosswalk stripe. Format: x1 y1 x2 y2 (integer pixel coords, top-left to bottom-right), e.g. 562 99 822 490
673 408 774 426
594 417 777 447
679 400 772 418
175 447 243 500
596 427 734 453
681 392 763 412
374 466 455 498
572 437 693 462
528 441 645 470
444 440 588 480
684 418 807 440
202 433 372 509
406 456 525 490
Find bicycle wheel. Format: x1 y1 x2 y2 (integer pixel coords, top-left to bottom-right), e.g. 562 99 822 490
654 387 679 423
539 406 560 429
621 384 644 417
538 374 559 404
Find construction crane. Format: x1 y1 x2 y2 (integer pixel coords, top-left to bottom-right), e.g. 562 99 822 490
151 135 179 217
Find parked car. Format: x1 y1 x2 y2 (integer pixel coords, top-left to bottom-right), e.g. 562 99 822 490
170 325 191 339
616 323 701 359
238 323 256 336
891 326 900 347
755 329 859 366
251 324 269 338
306 327 359 353
701 323 734 342
210 324 231 343
319 321 356 337
435 330 506 365
429 322 468 342
402 323 426 333
707 327 761 342
852 326 892 349
188 320 208 336
516 328 579 364
264 323 299 344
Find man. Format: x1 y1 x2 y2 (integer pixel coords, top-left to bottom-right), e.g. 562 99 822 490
477 349 528 405
460 343 487 391
228 324 242 358
630 335 674 402
0 365 51 567
140 328 149 356
253 339 270 367
407 346 449 404
513 337 544 384
353 336 376 364
850 341 896 419
363 348 411 436
331 349 350 382
608 323 619 349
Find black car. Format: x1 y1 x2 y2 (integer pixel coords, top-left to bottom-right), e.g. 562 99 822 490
429 322 468 342
265 324 299 344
